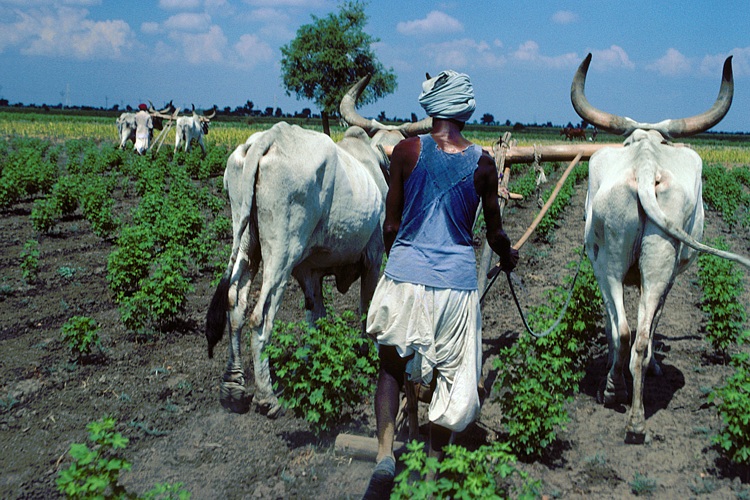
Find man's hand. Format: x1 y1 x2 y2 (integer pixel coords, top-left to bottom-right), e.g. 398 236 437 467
501 247 520 273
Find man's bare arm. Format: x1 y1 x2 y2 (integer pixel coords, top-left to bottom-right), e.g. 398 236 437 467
474 151 518 271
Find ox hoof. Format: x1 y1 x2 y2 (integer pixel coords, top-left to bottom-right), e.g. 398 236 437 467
624 430 649 445
598 381 628 406
220 380 251 414
257 398 285 419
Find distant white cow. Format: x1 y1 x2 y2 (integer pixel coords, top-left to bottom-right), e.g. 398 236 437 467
205 76 432 417
571 53 750 443
116 101 174 152
174 105 215 154
116 112 137 149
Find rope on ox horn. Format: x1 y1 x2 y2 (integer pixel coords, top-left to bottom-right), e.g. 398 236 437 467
481 151 586 339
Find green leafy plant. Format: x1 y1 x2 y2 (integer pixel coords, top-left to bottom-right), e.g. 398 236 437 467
493 255 601 458
702 163 750 228
79 176 118 238
0 394 19 413
391 440 540 499
709 351 750 466
697 237 747 362
20 239 40 284
60 315 102 361
31 195 62 233
629 471 657 496
56 416 132 498
56 416 190 499
118 253 193 332
264 309 378 432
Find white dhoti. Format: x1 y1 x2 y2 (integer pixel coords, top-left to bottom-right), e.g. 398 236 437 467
134 133 149 155
366 276 482 432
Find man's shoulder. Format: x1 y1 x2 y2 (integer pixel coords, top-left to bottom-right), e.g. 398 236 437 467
392 136 421 161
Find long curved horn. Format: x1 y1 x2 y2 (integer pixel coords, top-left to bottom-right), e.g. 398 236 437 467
572 53 734 138
664 56 733 138
571 54 638 136
339 74 379 136
398 116 433 137
159 100 174 114
204 108 216 120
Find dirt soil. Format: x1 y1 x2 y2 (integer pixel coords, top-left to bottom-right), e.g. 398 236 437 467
2 168 750 499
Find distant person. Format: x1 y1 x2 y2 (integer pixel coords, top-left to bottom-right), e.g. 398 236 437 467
134 103 153 155
362 70 519 499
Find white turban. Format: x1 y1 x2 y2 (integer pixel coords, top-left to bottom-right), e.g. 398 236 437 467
418 70 476 123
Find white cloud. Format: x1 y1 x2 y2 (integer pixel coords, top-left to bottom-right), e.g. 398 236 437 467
164 12 212 32
0 6 137 60
647 48 691 76
552 10 578 24
589 45 635 70
141 21 160 35
512 40 579 69
397 11 463 36
422 38 505 70
250 7 290 23
159 0 202 10
700 48 749 78
231 33 273 68
169 24 226 64
243 0 326 6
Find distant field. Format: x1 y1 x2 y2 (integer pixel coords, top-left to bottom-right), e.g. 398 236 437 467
1 109 749 164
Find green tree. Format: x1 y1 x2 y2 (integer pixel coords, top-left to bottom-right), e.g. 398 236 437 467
280 1 396 135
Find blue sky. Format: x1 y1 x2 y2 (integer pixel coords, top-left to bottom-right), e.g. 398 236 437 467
1 0 748 132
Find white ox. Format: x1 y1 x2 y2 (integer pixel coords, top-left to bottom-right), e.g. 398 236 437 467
174 105 216 154
572 54 750 443
116 101 173 151
205 77 432 416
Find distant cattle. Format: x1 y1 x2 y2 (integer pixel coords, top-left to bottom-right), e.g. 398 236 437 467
174 105 215 154
116 101 174 152
571 53 750 443
560 126 587 141
205 75 432 417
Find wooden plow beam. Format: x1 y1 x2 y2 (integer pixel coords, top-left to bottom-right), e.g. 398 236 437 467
483 142 622 164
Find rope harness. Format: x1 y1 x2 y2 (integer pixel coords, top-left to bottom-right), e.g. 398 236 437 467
481 245 586 338
480 144 586 338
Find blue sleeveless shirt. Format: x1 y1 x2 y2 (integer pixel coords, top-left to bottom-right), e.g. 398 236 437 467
384 134 482 290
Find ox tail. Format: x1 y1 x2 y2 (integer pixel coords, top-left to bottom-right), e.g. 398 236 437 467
206 275 230 358
205 131 275 358
637 163 750 269
234 126 278 256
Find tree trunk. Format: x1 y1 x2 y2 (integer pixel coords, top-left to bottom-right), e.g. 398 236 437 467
321 111 331 136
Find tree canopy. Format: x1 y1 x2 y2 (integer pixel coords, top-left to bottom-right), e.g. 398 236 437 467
280 1 396 134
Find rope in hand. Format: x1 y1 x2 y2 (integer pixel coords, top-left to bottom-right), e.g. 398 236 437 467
481 150 584 338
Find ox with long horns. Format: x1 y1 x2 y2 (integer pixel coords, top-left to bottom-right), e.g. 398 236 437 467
205 76 432 417
174 105 216 154
572 53 750 443
340 74 433 179
116 100 174 151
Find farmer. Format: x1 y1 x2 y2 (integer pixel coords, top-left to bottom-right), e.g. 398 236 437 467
362 70 519 498
134 103 153 155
